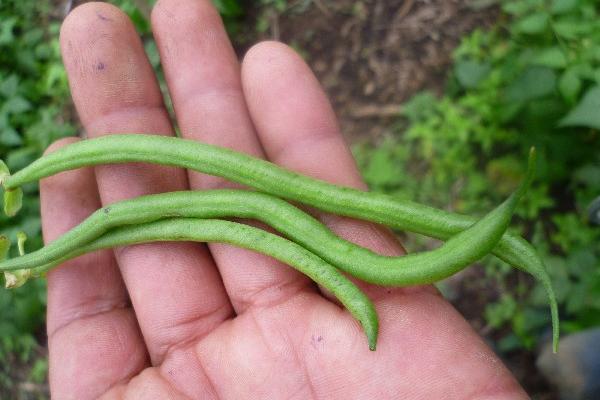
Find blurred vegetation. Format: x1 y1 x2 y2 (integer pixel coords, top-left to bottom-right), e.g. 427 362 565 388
0 0 73 394
0 0 599 396
355 0 600 352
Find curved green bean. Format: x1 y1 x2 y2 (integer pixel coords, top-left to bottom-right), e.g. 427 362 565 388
0 135 543 273
1 156 532 349
0 134 558 351
0 138 558 351
1 171 525 348
26 217 381 350
2 181 523 287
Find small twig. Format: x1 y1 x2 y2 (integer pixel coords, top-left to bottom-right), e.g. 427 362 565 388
397 0 415 20
270 10 280 41
19 381 50 393
312 0 331 16
348 103 403 118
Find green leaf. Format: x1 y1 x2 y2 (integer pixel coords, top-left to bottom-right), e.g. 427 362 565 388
6 146 37 171
0 236 9 261
502 1 533 15
553 19 593 39
531 47 567 69
144 41 160 69
454 60 491 88
559 85 600 129
0 17 17 45
506 67 556 102
44 64 67 92
0 75 19 98
363 149 399 186
29 358 48 384
212 0 243 17
4 187 23 217
569 63 596 80
0 128 23 146
574 164 600 187
514 12 549 34
497 333 522 352
401 91 437 123
558 69 581 102
550 0 578 14
485 295 517 328
2 96 31 115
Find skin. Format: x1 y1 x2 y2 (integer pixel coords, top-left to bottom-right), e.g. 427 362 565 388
35 1 529 399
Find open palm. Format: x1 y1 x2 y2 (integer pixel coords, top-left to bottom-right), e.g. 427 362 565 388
42 1 527 399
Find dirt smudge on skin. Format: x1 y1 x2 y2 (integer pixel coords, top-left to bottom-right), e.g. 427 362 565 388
96 11 112 22
310 335 325 349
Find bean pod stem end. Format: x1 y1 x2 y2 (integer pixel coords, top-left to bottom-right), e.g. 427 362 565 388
0 160 23 217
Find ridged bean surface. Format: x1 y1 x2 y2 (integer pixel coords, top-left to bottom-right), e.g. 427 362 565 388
2 189 522 287
0 136 557 351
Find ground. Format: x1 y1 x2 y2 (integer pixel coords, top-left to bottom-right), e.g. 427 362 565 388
242 0 499 143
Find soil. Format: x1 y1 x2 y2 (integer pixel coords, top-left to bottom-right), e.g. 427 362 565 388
241 0 500 143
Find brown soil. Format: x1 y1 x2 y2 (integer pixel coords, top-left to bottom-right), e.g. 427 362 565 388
243 0 499 142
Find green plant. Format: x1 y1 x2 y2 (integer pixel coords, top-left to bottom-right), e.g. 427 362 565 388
0 0 75 374
0 185 521 288
355 0 600 352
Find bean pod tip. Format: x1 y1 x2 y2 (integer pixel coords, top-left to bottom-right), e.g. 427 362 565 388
0 160 9 185
0 234 31 289
0 161 22 217
4 187 23 217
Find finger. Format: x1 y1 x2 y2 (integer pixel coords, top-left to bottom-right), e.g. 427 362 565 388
242 42 411 298
42 137 148 399
60 2 231 365
152 0 314 312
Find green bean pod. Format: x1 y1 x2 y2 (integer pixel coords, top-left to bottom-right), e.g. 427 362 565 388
2 156 530 350
30 218 381 350
0 136 557 351
3 183 522 287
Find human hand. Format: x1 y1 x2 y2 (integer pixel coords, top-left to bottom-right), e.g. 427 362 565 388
42 1 528 398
